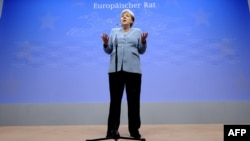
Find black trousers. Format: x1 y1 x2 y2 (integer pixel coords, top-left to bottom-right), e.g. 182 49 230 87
107 71 141 134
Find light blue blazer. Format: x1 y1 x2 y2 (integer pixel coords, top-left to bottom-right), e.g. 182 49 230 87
104 28 147 74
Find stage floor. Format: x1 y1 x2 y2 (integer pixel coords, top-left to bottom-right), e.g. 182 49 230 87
0 124 223 141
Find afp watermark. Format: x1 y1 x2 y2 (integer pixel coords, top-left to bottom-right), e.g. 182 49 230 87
224 125 250 141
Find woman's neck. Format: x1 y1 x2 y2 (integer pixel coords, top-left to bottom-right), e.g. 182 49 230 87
122 25 130 32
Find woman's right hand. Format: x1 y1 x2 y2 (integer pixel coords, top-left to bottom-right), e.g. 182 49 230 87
101 33 109 46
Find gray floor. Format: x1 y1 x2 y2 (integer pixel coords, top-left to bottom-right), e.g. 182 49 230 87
0 124 223 141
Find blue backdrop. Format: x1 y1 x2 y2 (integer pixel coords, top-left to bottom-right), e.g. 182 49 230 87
0 0 250 103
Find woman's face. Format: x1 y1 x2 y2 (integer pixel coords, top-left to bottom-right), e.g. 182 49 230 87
120 12 134 27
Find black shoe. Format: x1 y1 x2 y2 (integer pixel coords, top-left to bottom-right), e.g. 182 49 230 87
130 131 141 138
106 130 120 139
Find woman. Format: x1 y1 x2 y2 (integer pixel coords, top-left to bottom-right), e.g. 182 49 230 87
101 9 148 139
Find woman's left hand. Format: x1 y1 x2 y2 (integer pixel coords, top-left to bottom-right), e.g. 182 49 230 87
141 32 149 44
